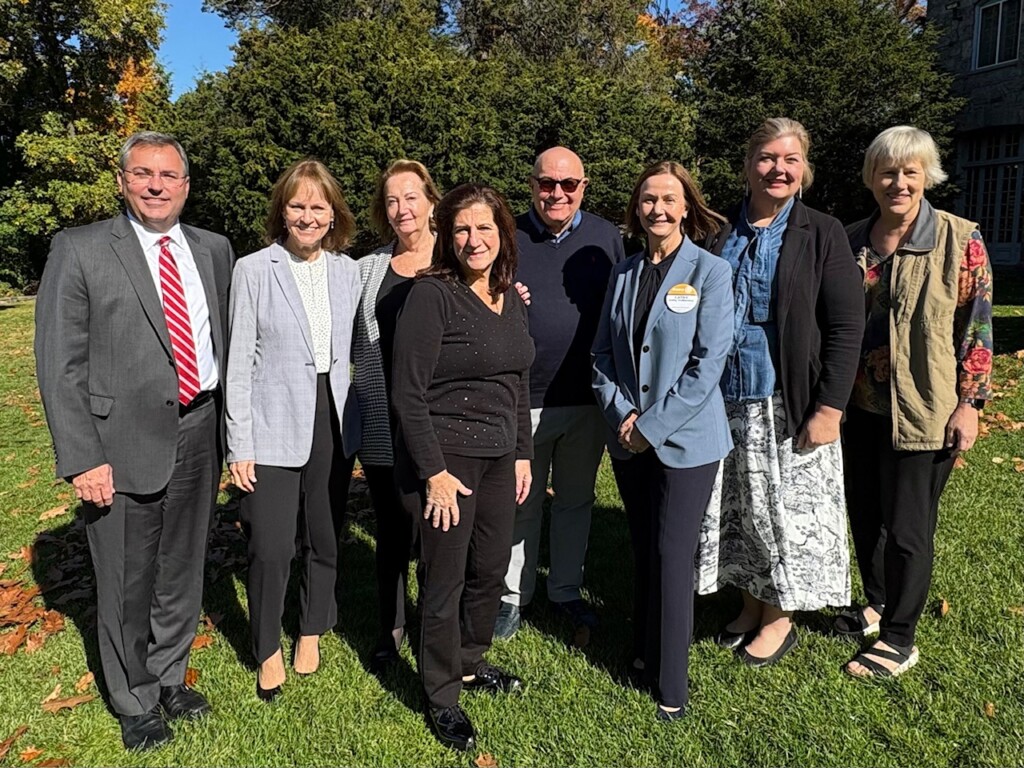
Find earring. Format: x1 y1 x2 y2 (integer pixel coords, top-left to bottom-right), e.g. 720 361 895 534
329 220 335 230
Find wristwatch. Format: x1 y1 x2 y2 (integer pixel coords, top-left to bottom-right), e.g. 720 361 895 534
960 398 985 410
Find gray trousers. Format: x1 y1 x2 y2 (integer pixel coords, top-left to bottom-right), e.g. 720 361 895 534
501 405 606 607
83 397 218 716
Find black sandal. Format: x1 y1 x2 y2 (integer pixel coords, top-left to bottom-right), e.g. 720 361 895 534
833 604 883 638
845 641 919 678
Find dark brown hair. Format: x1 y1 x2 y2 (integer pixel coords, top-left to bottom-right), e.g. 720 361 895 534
422 183 517 296
265 158 356 251
624 161 725 243
368 159 443 241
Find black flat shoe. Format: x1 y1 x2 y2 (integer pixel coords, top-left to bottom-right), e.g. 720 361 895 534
715 626 758 650
462 663 523 694
737 627 798 668
256 673 281 703
656 704 685 722
428 705 476 751
159 684 211 720
120 706 172 750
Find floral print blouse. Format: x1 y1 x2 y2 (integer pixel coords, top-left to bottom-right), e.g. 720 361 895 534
851 230 994 415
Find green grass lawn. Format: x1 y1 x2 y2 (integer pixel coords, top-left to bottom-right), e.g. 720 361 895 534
1 284 1022 767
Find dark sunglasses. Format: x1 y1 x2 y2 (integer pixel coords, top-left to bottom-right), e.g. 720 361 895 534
532 176 584 193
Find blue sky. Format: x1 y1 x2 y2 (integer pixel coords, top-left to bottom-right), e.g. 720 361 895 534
159 0 238 98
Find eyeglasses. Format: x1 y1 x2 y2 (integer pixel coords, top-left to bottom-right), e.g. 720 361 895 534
121 169 188 188
532 176 584 193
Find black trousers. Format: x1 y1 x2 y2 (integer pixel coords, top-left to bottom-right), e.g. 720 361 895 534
83 395 218 716
843 407 956 648
240 375 350 664
364 464 417 642
397 449 516 709
612 451 719 709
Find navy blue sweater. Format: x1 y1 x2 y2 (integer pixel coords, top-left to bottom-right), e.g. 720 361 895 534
515 210 625 408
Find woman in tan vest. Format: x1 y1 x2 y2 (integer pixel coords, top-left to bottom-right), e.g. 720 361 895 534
839 126 993 677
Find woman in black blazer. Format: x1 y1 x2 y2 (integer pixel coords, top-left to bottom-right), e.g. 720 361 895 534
695 118 864 666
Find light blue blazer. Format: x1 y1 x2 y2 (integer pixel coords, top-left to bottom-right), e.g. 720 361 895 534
592 236 734 468
225 242 361 466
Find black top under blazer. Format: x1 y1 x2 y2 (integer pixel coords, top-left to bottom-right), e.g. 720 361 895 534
706 199 864 437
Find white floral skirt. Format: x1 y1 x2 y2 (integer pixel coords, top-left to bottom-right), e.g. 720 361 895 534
695 394 850 611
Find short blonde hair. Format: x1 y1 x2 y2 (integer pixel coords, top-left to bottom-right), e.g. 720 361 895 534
862 125 947 189
368 159 443 241
265 159 356 251
744 117 815 192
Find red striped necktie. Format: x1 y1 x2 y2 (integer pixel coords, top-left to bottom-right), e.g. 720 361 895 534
158 236 201 406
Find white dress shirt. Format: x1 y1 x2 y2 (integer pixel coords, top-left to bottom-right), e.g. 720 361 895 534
128 215 219 391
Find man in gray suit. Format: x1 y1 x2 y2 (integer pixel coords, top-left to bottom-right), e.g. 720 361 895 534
34 132 233 750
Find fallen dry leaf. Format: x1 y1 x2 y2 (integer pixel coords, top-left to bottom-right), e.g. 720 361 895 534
474 753 498 768
0 564 6 577
36 760 71 767
7 546 33 563
49 666 60 677
24 632 46 654
1008 606 1024 617
74 672 94 693
38 505 68 522
991 456 1005 464
41 684 61 705
19 746 44 762
41 611 64 635
1013 458 1024 473
41 694 95 714
1 626 27 655
191 634 214 650
939 598 950 617
0 726 28 761
953 455 968 469
184 667 199 687
201 612 223 632
983 701 996 718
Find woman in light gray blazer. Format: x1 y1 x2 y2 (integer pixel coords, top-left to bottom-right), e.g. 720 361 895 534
225 159 361 702
592 161 733 722
353 159 441 672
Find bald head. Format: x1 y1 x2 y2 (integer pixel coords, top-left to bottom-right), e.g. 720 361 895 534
530 146 588 236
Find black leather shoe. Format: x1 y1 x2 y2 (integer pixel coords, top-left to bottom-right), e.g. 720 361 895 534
159 684 210 720
428 705 475 752
120 707 172 751
462 663 523 694
715 626 758 650
737 627 798 667
369 639 401 675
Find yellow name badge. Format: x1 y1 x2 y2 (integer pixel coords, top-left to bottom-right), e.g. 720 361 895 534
665 283 699 314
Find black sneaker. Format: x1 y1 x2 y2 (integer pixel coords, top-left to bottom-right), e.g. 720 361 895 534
463 663 523 694
492 602 521 640
428 705 475 751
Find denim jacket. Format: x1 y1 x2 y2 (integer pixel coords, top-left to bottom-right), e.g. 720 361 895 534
720 197 794 402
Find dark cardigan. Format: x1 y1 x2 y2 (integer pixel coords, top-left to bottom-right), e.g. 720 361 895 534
706 199 865 437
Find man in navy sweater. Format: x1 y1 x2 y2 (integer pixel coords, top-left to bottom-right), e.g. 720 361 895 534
494 146 625 643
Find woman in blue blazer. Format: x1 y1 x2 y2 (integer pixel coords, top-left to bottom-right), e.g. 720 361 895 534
592 161 733 721
225 159 362 701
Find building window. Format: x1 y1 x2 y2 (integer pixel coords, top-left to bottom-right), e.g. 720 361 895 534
975 0 1021 68
962 129 1023 265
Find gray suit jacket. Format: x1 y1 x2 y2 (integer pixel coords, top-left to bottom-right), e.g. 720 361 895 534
225 243 361 466
34 214 234 494
592 236 734 469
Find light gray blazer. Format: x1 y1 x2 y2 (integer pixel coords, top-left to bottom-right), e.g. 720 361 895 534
592 236 734 469
352 246 395 466
225 242 361 466
34 214 233 494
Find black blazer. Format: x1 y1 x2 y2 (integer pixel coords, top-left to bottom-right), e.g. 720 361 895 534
706 199 864 436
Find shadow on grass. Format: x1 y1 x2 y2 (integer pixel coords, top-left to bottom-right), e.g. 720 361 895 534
994 314 1024 355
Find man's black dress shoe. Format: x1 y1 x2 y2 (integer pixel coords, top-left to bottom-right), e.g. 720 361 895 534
428 705 476 751
120 707 172 751
715 626 758 650
462 663 523 694
369 641 400 675
737 626 799 667
159 684 211 720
